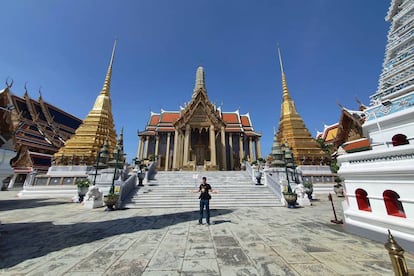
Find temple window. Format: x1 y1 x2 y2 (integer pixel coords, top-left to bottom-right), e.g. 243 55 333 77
383 190 406 218
355 189 371 212
392 134 409 146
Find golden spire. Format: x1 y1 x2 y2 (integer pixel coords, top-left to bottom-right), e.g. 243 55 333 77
193 65 206 97
278 47 291 101
101 39 117 97
54 42 118 165
276 47 326 165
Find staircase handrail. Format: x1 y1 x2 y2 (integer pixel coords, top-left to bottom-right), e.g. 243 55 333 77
263 169 282 199
116 173 137 208
146 161 157 181
245 161 257 182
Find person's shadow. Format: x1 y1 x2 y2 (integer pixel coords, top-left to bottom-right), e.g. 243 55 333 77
0 208 233 269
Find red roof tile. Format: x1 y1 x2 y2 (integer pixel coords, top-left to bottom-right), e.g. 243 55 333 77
240 116 251 127
222 113 239 124
149 115 160 126
160 112 180 123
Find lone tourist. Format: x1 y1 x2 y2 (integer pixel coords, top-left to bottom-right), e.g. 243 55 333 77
192 176 217 225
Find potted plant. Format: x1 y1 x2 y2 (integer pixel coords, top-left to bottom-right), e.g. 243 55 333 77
334 183 344 197
103 193 119 210
282 182 297 208
76 178 90 202
303 181 313 200
334 176 344 197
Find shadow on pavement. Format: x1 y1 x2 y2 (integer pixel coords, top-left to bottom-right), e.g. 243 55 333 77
0 198 71 211
0 208 233 268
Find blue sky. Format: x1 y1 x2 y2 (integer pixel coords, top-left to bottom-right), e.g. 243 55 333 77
0 1 390 162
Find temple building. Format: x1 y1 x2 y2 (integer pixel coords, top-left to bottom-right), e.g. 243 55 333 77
53 41 118 165
316 104 366 154
275 48 327 165
0 80 82 187
338 0 414 252
138 66 262 171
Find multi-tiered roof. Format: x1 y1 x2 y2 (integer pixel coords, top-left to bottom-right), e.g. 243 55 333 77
275 48 327 165
0 82 82 172
54 41 118 165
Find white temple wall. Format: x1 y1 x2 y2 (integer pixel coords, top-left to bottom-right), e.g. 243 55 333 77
338 143 414 252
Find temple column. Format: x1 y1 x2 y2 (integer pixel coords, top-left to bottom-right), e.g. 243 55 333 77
138 136 144 160
249 137 254 161
143 136 149 159
172 129 179 170
255 137 262 159
209 125 216 167
165 132 171 171
239 134 244 165
183 124 190 166
154 135 160 158
178 132 183 167
220 126 226 170
229 133 234 170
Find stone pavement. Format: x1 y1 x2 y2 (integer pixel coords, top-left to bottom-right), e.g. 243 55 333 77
1 190 414 275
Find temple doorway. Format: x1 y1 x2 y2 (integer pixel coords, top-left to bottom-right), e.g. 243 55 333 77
191 128 209 165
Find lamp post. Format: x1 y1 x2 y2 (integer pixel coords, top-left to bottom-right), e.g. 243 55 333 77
93 144 109 186
110 146 121 195
282 143 298 208
283 144 293 192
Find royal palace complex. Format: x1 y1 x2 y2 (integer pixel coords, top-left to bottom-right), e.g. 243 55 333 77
137 66 262 171
0 82 82 186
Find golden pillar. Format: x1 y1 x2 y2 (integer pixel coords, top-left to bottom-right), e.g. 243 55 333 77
229 133 234 170
172 129 179 170
143 136 149 159
221 126 226 170
183 124 190 166
155 135 160 159
249 137 254 161
138 136 144 160
239 134 244 165
165 132 171 171
177 132 184 168
255 137 262 159
209 125 216 167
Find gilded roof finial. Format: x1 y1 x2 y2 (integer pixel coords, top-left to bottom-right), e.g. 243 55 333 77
277 46 291 101
193 65 206 95
24 81 29 97
101 39 117 96
5 77 13 88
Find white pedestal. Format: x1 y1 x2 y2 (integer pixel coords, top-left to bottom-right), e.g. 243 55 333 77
83 199 104 209
297 196 311 206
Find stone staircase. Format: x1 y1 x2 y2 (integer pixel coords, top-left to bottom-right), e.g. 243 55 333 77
124 171 283 208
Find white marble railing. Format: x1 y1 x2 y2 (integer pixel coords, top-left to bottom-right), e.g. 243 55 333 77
245 162 260 183
117 173 137 208
146 162 157 181
263 170 282 199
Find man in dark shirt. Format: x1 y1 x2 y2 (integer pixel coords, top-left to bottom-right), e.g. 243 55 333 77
193 176 217 225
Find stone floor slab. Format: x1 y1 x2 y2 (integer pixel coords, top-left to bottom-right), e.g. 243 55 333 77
1 190 414 275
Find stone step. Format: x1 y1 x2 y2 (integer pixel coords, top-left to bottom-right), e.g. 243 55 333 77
124 171 281 208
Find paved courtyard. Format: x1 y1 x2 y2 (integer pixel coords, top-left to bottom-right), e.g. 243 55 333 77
1 190 413 275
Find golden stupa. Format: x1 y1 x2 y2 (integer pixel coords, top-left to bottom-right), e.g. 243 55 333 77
54 41 118 165
276 48 327 165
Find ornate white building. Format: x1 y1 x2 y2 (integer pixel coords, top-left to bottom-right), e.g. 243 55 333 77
338 0 414 252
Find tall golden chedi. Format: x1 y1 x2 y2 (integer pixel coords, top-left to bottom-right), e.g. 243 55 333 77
276 48 327 165
54 41 118 165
